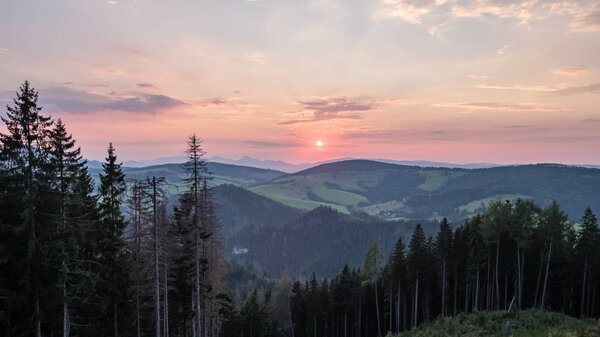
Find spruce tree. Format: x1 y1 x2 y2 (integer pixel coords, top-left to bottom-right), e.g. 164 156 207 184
0 81 53 337
435 217 453 316
98 143 128 337
577 207 599 317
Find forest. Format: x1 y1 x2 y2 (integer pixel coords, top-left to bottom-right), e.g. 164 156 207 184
1 82 600 337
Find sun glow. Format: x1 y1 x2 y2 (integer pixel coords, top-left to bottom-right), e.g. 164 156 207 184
316 140 323 147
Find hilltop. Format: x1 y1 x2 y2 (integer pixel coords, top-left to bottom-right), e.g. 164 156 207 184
250 160 600 222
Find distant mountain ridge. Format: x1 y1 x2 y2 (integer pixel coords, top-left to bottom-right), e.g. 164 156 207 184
250 159 600 222
87 155 600 172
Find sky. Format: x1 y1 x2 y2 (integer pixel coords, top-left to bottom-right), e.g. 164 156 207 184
1 0 599 165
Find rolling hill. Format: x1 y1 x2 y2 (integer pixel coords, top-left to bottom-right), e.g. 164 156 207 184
227 206 439 278
249 160 600 222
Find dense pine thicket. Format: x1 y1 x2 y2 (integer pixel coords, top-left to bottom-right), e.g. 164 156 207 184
226 203 600 337
0 82 229 337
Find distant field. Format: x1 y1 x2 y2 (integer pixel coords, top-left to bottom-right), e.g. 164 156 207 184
457 194 532 213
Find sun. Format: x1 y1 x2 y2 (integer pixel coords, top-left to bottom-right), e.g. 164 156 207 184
316 140 323 147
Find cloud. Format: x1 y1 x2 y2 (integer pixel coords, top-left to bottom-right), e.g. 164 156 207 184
240 52 267 64
477 83 556 92
0 48 7 54
553 67 589 76
496 44 509 55
468 75 491 80
378 0 445 25
502 124 533 129
549 83 600 96
137 82 160 90
37 86 184 114
195 97 232 107
279 97 375 125
87 83 108 88
106 1 117 5
244 140 301 148
435 101 560 112
451 0 540 23
428 21 451 39
570 11 600 32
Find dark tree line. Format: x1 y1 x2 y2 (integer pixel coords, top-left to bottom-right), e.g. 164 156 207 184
229 200 599 337
0 82 229 337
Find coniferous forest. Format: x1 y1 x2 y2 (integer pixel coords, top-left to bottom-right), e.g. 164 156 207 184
2 82 600 337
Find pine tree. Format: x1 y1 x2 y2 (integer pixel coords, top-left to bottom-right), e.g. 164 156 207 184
361 241 384 337
435 217 453 316
407 224 427 328
46 118 86 337
98 143 128 337
0 81 53 337
389 237 407 332
577 207 599 317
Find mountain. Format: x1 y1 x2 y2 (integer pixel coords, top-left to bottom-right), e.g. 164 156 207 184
250 160 600 222
209 155 318 173
228 206 438 277
88 161 286 189
213 184 304 239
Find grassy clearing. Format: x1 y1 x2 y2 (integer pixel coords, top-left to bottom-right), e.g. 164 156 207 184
311 185 368 206
388 310 598 337
457 194 532 213
250 185 349 213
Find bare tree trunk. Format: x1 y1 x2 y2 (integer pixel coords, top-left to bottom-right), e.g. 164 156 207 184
540 238 552 309
579 255 587 318
375 281 382 337
516 247 521 309
114 302 118 337
475 260 479 311
358 296 361 337
534 252 544 307
396 284 400 333
441 260 446 316
164 253 169 337
389 283 392 333
495 232 500 311
63 286 69 337
413 271 419 328
152 177 161 337
520 249 525 309
453 271 457 316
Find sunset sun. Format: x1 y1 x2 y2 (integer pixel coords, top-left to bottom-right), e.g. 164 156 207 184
316 140 323 147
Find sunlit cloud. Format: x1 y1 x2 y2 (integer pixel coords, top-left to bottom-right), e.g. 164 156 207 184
496 44 509 55
377 0 448 24
279 97 376 125
435 101 561 112
548 83 600 96
552 67 589 76
0 48 7 54
137 83 160 90
477 84 556 92
570 11 600 32
36 86 184 115
240 52 267 64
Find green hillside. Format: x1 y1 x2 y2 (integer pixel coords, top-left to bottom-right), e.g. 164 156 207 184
228 206 439 277
213 184 304 238
250 160 600 221
390 310 598 337
88 161 286 188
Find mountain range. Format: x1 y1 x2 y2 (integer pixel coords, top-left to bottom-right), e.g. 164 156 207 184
86 158 600 277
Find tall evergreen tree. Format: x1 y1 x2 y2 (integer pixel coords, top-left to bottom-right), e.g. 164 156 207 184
435 217 453 316
576 207 599 317
0 81 53 337
98 143 128 337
